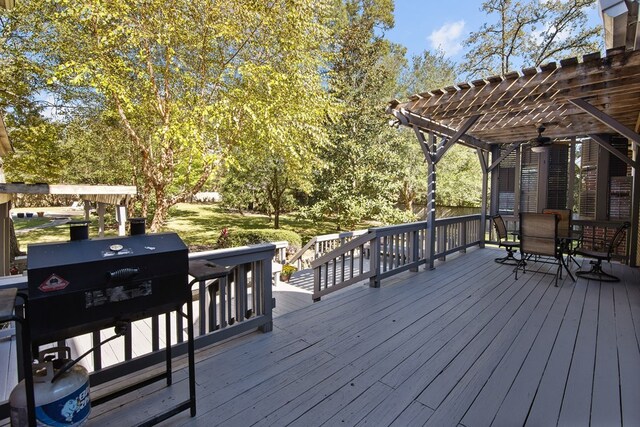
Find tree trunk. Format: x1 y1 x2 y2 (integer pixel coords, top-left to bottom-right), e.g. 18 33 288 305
150 198 170 232
10 219 24 260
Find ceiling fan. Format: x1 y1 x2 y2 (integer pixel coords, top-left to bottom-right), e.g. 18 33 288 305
529 125 552 153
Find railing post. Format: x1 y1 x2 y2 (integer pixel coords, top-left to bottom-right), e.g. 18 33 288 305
259 259 273 332
369 234 381 288
438 226 446 261
426 222 435 270
410 229 419 272
459 221 467 254
313 267 321 302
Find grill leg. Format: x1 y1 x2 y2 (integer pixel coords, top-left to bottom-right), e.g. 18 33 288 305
165 313 172 386
16 295 36 427
186 300 196 417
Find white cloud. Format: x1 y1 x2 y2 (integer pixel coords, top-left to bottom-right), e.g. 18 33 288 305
428 21 465 57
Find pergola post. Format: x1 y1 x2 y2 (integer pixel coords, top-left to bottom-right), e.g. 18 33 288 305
0 201 10 275
411 116 481 269
477 148 488 247
631 142 640 266
116 205 127 236
412 125 437 269
568 137 576 211
97 202 107 237
425 132 437 270
489 146 500 218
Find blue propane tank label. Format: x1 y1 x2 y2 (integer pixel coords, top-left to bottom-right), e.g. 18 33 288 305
34 380 90 426
11 381 91 427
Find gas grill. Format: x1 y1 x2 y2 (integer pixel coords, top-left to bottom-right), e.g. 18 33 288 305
22 223 196 425
27 232 189 344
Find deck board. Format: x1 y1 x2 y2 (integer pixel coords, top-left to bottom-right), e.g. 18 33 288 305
616 264 640 426
485 269 573 427
521 277 587 427
591 281 621 426
557 279 599 426
76 247 640 427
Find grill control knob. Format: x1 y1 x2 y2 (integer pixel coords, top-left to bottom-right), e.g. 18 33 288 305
109 244 124 252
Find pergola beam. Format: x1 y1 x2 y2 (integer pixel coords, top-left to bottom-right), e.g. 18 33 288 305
0 183 137 196
413 125 433 165
570 97 640 148
0 184 138 276
487 142 523 172
387 106 490 151
435 115 482 163
389 49 640 145
588 134 638 169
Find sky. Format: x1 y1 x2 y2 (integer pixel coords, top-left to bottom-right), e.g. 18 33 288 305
385 0 603 65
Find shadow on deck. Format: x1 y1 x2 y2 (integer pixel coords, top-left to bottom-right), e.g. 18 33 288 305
17 247 640 426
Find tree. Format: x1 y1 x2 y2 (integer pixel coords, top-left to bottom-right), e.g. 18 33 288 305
12 0 334 231
436 144 482 207
311 0 415 230
393 49 470 212
461 0 601 78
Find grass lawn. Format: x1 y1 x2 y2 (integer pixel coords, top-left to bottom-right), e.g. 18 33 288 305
12 203 371 253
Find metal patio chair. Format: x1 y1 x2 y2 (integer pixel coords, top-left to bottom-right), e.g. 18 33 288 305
543 208 580 268
542 208 571 238
514 212 565 287
492 214 520 265
574 222 630 282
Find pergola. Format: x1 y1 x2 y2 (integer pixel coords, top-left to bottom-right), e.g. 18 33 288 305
387 45 640 269
0 184 137 275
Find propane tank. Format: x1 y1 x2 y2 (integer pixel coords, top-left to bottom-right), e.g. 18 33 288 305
9 347 90 427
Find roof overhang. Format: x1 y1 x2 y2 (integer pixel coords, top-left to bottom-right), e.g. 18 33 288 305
601 0 640 50
388 47 640 148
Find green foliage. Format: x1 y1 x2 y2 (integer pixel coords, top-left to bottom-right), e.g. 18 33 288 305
392 50 464 211
8 0 336 231
436 145 483 207
461 0 601 78
312 0 410 229
399 50 457 96
4 110 66 184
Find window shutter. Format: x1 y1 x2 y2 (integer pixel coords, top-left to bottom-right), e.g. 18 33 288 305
609 137 631 220
497 148 516 214
520 147 538 213
579 140 597 219
547 144 569 209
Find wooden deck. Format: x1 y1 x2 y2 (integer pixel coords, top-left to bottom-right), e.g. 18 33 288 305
79 247 639 426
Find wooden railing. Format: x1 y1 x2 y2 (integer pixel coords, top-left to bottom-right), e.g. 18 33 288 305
434 215 483 260
311 215 483 301
0 243 276 419
288 229 368 270
311 232 376 302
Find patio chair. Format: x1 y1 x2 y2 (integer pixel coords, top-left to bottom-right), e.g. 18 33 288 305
542 208 571 238
492 214 520 265
514 212 564 287
574 222 630 282
543 208 580 268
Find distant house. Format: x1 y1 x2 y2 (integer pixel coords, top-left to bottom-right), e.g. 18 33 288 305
193 191 222 203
